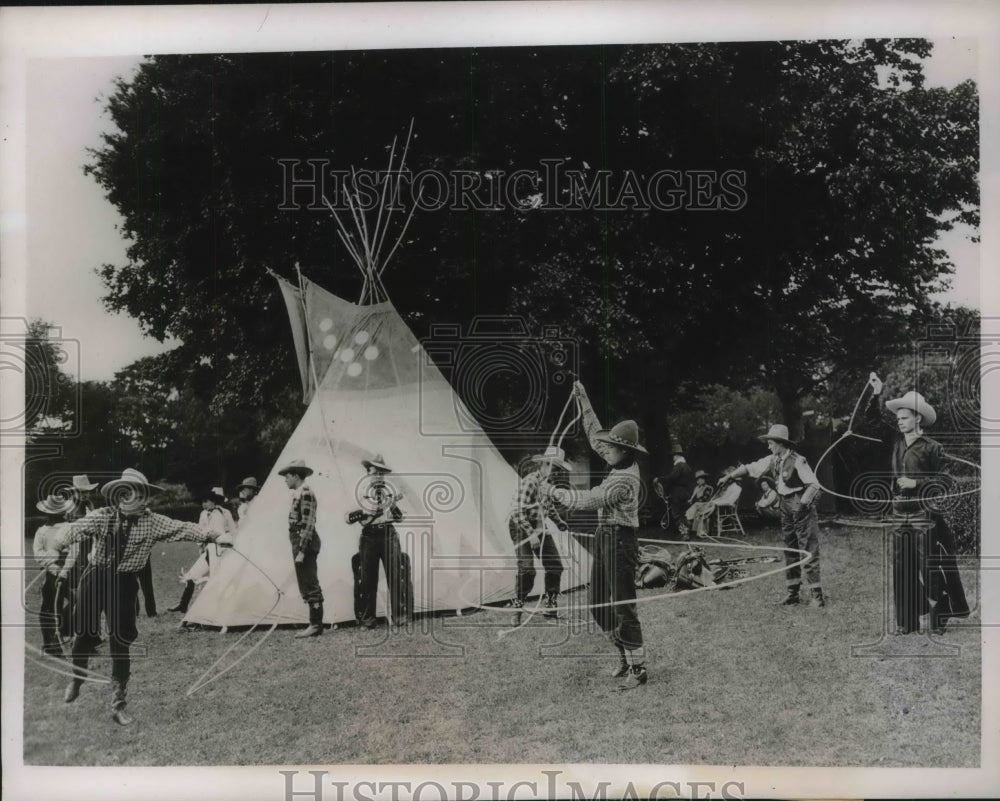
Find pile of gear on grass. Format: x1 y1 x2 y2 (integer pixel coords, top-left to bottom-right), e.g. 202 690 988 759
634 543 749 591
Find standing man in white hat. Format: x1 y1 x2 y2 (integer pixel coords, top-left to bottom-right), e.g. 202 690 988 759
721 424 825 607
507 446 570 625
543 380 649 689
279 460 325 638
61 469 230 725
865 377 969 634
32 495 83 656
347 455 411 629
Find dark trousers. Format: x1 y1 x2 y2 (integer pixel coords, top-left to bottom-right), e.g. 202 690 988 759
39 570 72 647
779 495 821 591
293 549 324 605
509 520 563 600
134 559 157 617
71 565 139 683
590 525 643 651
893 515 969 632
355 527 410 623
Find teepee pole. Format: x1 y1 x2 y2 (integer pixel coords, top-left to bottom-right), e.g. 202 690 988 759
372 119 414 268
368 134 398 266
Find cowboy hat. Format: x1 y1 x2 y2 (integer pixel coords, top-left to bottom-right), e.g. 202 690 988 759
237 477 260 492
201 486 227 504
758 424 796 447
71 474 98 491
277 459 314 478
36 494 73 516
100 468 164 498
669 441 685 456
361 454 392 473
694 470 709 481
594 420 648 454
885 390 937 427
529 445 572 472
757 474 776 490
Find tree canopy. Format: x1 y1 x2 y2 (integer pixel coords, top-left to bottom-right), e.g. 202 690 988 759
81 41 979 477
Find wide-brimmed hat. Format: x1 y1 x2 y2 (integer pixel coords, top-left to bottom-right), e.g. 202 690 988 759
694 470 709 481
885 390 937 427
669 441 685 456
100 468 164 499
594 420 648 454
361 454 392 473
36 494 73 515
757 475 776 490
237 477 260 492
201 486 227 504
71 474 98 491
278 459 313 478
529 445 572 472
758 424 796 447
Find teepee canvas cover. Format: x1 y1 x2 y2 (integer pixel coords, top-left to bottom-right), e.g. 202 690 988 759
184 276 590 627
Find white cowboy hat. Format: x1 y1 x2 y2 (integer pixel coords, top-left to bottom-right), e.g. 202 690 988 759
529 445 572 472
71 474 99 491
202 486 227 503
361 454 392 473
277 459 314 478
100 468 164 498
758 424 796 447
36 494 73 515
885 390 937 427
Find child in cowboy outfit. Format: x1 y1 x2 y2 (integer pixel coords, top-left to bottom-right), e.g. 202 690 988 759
508 446 569 625
280 460 325 638
543 380 649 689
168 487 236 615
720 425 825 607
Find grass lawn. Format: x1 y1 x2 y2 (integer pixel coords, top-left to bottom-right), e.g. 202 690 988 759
21 522 981 766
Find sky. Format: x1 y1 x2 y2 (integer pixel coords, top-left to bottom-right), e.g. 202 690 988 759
24 39 980 383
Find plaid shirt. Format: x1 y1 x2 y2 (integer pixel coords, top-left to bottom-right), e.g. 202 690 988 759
513 469 567 536
288 485 319 556
66 506 212 574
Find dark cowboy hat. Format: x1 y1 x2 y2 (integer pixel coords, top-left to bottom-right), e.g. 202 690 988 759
201 486 227 504
237 476 260 492
757 474 776 490
594 420 648 454
361 454 392 473
277 459 314 478
669 441 685 456
758 424 796 448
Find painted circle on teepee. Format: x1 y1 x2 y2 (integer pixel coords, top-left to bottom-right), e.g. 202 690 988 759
319 318 334 332
347 362 363 377
364 345 380 361
354 330 370 345
323 334 338 350
340 348 355 362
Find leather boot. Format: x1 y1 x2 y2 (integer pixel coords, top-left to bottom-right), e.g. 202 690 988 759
64 678 83 703
110 679 133 726
620 664 648 689
543 592 559 619
781 587 801 606
610 647 629 678
509 598 524 627
811 587 826 608
168 581 195 613
295 603 323 638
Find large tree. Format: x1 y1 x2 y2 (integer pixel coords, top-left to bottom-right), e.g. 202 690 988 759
84 42 978 471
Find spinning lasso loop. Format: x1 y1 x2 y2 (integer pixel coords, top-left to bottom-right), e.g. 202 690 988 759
24 642 112 684
491 533 814 638
185 545 287 696
812 377 980 505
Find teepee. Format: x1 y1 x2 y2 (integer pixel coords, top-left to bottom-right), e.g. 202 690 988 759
184 127 590 627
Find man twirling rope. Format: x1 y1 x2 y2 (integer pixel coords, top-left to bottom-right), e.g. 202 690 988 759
864 377 970 634
720 424 825 608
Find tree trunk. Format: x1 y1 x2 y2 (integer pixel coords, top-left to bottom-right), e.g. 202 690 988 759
777 390 804 442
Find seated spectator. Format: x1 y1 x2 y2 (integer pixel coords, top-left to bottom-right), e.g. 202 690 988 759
755 476 781 521
683 470 716 538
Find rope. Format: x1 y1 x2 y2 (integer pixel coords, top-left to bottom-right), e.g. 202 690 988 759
24 641 112 684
